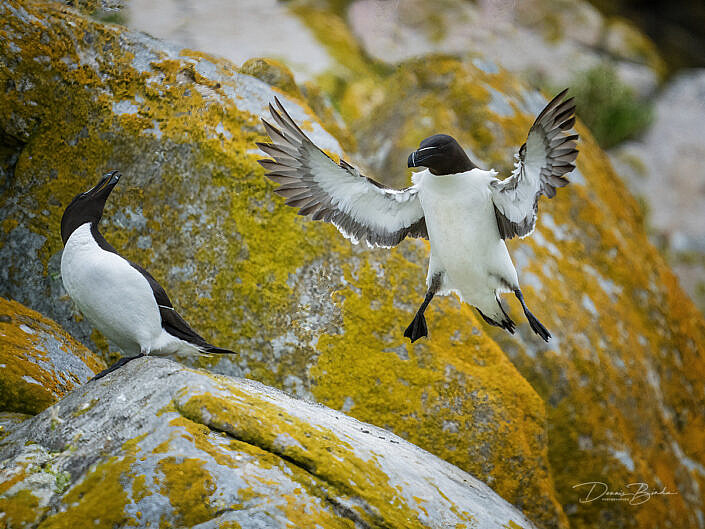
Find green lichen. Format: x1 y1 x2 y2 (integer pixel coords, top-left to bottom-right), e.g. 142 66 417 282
53 469 71 494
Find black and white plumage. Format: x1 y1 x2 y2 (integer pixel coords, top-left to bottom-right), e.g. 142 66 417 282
492 89 579 239
60 171 235 380
257 100 428 248
258 92 579 342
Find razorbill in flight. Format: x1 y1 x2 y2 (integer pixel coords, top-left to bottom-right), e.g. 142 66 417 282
60 170 235 379
257 91 578 342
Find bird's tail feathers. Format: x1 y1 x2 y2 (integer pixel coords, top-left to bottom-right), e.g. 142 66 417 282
201 345 237 355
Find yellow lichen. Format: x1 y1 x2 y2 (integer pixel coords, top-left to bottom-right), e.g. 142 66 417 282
239 57 302 98
38 436 147 529
0 489 41 528
0 297 105 414
157 457 216 527
178 383 456 529
4 3 705 529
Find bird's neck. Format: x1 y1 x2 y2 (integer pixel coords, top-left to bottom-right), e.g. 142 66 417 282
89 223 119 255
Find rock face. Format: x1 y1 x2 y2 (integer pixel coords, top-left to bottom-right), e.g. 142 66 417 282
2 2 705 529
0 2 560 527
344 0 664 95
0 297 105 415
338 55 705 528
126 0 335 80
610 69 705 313
0 357 537 529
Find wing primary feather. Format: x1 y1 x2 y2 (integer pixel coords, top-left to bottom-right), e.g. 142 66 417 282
257 98 428 247
256 141 300 159
265 174 300 184
491 89 579 240
261 118 298 147
273 97 309 137
558 116 576 130
269 103 304 140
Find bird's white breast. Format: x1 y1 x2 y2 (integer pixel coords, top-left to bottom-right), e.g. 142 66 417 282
415 169 518 303
60 223 163 355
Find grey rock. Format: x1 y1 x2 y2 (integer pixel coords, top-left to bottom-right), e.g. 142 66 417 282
346 0 661 96
126 0 334 80
610 69 705 311
0 357 537 529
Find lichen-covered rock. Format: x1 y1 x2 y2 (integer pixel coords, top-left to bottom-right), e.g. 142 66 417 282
127 0 335 80
0 297 105 415
338 55 705 528
240 57 302 98
341 0 664 96
0 2 561 527
0 412 31 441
3 3 705 529
0 357 538 529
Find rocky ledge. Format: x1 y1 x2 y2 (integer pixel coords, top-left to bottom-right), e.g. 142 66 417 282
0 356 536 529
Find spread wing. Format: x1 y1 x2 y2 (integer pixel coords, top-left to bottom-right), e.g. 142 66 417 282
257 98 427 248
491 89 579 239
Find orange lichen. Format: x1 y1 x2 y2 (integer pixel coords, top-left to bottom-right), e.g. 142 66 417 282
0 297 105 414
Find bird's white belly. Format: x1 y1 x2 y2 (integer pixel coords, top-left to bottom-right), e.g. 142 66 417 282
418 170 518 306
61 223 163 355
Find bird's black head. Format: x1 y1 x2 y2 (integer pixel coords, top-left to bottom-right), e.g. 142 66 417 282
60 170 121 245
407 134 477 175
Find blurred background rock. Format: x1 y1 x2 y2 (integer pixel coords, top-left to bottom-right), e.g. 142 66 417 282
102 0 704 312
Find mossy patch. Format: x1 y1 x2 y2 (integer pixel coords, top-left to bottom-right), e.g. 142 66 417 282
562 64 653 148
0 489 41 528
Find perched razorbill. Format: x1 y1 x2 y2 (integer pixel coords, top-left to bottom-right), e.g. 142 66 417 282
60 170 235 379
257 91 578 342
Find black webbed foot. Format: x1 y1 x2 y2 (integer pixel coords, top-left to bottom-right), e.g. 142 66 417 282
404 274 441 343
404 311 428 342
90 353 146 381
476 307 515 334
524 310 551 342
514 289 551 342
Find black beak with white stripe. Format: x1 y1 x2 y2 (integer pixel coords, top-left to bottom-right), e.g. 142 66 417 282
258 92 579 343
60 171 236 381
